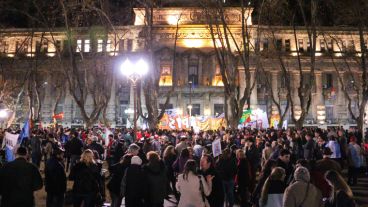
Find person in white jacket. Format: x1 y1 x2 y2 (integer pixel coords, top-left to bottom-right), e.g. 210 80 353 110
176 159 213 207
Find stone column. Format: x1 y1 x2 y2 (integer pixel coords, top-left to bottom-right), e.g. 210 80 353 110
314 72 325 124
41 74 52 124
63 86 73 127
270 71 279 115
106 76 116 127
250 71 258 109
337 71 347 121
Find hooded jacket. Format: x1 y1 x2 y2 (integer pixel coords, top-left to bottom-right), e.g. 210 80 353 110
143 160 168 204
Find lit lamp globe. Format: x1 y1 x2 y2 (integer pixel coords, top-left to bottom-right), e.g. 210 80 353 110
136 59 149 76
120 59 135 77
0 110 8 118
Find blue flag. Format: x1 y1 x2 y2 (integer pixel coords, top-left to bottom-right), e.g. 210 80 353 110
18 119 30 145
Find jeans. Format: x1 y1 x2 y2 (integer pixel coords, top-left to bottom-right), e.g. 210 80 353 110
223 180 235 207
73 194 95 207
46 193 64 207
31 153 42 168
348 166 359 185
110 192 122 207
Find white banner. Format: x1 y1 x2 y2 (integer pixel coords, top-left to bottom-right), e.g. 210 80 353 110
2 132 19 150
212 138 222 157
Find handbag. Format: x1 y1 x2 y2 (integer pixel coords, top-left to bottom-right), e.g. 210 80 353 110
198 175 208 207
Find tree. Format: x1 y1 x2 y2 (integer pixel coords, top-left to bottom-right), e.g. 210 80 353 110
323 0 368 134
202 0 256 128
135 0 180 129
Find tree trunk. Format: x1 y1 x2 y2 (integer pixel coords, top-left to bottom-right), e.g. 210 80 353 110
225 93 239 129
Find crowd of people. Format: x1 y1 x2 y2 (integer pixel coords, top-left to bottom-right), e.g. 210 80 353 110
0 126 367 207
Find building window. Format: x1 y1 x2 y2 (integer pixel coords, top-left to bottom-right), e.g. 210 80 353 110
0 41 8 53
348 40 355 52
285 39 290 52
188 104 200 116
97 39 104 52
106 39 112 52
298 39 304 52
307 40 311 52
159 65 173 86
84 39 90 52
212 65 223 86
119 39 125 52
76 40 82 52
324 73 333 89
276 39 282 51
127 39 133 51
214 104 224 116
159 104 173 112
55 40 62 52
320 39 326 52
263 39 269 50
188 54 199 85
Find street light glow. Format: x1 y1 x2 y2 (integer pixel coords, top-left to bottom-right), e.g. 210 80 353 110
121 59 135 77
136 59 149 76
0 110 8 118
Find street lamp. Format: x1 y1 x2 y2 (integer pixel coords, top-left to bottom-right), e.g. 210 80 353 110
121 58 148 138
188 80 193 117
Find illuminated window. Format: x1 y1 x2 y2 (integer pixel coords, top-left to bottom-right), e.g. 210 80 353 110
159 65 173 86
97 39 103 52
320 39 326 52
188 54 199 85
348 40 355 51
285 39 290 52
276 39 282 51
106 39 112 52
55 40 61 52
327 40 333 52
212 65 223 86
298 39 304 52
84 39 90 52
76 39 82 52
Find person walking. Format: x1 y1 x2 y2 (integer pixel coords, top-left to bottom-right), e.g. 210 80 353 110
0 147 43 207
124 156 146 207
259 167 286 207
176 159 213 207
45 147 67 207
347 136 362 186
69 149 101 207
283 167 323 207
324 170 356 207
143 151 168 207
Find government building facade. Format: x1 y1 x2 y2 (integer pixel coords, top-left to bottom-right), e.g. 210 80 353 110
0 0 367 128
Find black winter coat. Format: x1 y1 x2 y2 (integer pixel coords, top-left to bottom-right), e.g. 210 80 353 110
125 164 146 200
69 162 100 195
0 158 43 207
65 138 84 156
201 167 225 207
143 160 168 204
107 154 133 195
45 156 67 194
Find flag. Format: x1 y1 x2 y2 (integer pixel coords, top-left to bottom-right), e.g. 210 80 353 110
52 112 64 119
3 132 19 162
282 119 288 129
239 110 252 124
18 118 30 145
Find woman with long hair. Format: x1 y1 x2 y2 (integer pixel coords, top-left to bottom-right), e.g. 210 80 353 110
236 149 250 207
251 159 277 206
176 159 213 207
172 148 190 174
324 170 356 207
259 167 286 207
163 145 179 199
69 149 101 207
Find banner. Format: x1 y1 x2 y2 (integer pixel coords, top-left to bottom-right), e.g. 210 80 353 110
158 114 226 131
240 108 269 129
2 132 19 162
270 114 281 129
212 138 222 157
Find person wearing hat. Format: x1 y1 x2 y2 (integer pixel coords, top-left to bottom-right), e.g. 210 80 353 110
123 156 145 207
283 167 323 207
0 147 43 207
315 147 342 173
45 147 67 207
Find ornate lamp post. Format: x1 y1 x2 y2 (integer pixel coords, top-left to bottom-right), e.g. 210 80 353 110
121 58 148 138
